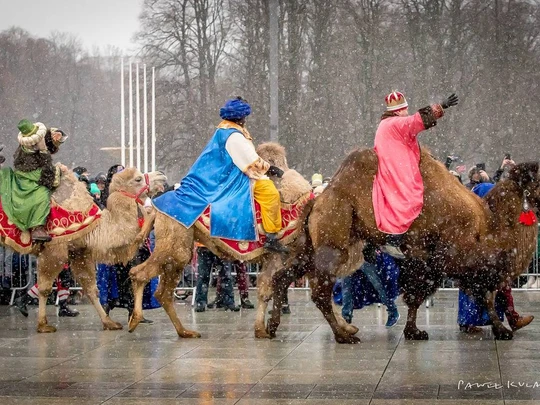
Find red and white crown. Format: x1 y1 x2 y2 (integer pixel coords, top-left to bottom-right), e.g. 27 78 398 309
385 91 408 112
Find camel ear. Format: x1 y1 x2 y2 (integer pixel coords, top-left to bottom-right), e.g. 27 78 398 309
509 162 539 186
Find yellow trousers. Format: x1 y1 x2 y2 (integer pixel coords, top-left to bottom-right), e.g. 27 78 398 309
253 179 282 234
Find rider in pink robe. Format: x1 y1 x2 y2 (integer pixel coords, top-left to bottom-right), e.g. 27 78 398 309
373 91 458 259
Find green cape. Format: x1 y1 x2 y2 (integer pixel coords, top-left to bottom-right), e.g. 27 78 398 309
0 167 51 231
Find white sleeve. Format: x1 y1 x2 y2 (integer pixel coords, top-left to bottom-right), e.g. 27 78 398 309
225 132 260 172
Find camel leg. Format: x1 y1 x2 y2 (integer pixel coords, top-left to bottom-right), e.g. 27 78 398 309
69 251 122 331
130 218 199 338
333 301 359 336
129 253 161 332
154 260 200 338
36 248 68 333
310 273 361 344
400 258 436 340
266 263 306 338
487 290 513 340
403 304 428 340
36 273 56 333
129 214 188 333
254 264 273 339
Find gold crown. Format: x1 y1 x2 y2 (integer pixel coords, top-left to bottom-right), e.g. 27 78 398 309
385 91 408 111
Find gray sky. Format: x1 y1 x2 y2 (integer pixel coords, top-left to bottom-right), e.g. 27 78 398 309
0 0 144 53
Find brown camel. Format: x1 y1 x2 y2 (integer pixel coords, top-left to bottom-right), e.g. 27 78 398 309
0 166 166 333
128 143 316 339
266 148 540 343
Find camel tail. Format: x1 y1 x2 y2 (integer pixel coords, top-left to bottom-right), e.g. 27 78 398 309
293 199 316 271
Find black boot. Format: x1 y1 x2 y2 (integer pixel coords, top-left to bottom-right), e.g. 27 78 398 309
58 299 79 317
268 305 291 315
104 299 118 316
222 302 241 312
241 298 255 309
207 299 223 309
14 293 30 317
381 234 406 259
195 302 206 312
263 233 289 254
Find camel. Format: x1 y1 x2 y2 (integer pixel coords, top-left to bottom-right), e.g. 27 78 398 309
128 142 316 339
0 163 166 333
266 148 540 343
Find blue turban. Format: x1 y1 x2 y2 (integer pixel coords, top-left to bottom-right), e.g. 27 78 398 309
219 98 251 120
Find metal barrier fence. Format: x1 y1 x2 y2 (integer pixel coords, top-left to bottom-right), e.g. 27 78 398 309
0 247 35 306
1 239 539 306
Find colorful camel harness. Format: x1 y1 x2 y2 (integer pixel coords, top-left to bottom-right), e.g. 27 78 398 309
117 172 150 229
0 173 152 252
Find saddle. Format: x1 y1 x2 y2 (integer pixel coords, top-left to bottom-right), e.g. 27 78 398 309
195 192 312 261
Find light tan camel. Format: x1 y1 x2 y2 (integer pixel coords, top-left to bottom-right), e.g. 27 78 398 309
266 149 540 342
0 167 166 333
128 143 314 338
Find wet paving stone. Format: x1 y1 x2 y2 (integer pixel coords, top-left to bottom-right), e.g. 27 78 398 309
0 290 540 404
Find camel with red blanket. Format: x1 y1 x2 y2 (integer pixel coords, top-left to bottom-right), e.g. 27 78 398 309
128 143 315 338
0 163 166 333
266 148 539 342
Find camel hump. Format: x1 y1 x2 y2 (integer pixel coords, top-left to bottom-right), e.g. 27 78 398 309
280 169 312 203
51 169 95 212
333 148 379 182
256 142 289 170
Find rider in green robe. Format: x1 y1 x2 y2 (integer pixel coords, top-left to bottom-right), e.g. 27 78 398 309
0 119 67 242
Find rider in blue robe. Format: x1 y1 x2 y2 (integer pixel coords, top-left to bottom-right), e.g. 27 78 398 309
153 97 287 252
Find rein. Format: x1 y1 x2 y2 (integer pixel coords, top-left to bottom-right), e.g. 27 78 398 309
117 173 150 228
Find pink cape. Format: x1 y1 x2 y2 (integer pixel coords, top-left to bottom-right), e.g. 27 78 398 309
372 113 426 234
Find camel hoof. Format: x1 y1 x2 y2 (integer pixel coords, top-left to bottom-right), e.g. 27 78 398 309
255 326 272 339
335 334 361 344
37 324 57 333
404 328 429 340
493 326 513 340
344 324 360 335
128 315 141 333
179 329 201 339
266 320 278 338
103 318 123 331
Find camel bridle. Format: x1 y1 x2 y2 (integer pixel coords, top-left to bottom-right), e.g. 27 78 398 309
117 173 151 229
118 173 150 206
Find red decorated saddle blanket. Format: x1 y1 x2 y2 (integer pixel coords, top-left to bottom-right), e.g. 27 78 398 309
0 200 101 253
195 192 313 261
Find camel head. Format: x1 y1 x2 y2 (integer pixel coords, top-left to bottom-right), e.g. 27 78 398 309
109 168 167 203
508 162 540 209
256 142 289 171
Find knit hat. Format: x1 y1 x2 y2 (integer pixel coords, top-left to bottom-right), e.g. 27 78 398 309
17 119 47 148
468 166 480 180
220 97 251 120
90 183 101 196
385 91 408 112
311 173 323 187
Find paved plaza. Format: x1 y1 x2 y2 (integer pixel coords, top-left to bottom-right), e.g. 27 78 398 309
1 289 540 404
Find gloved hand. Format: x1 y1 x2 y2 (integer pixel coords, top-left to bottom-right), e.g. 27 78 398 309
441 93 459 109
267 165 284 178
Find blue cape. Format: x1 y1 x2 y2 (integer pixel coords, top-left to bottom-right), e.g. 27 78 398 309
153 127 257 241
